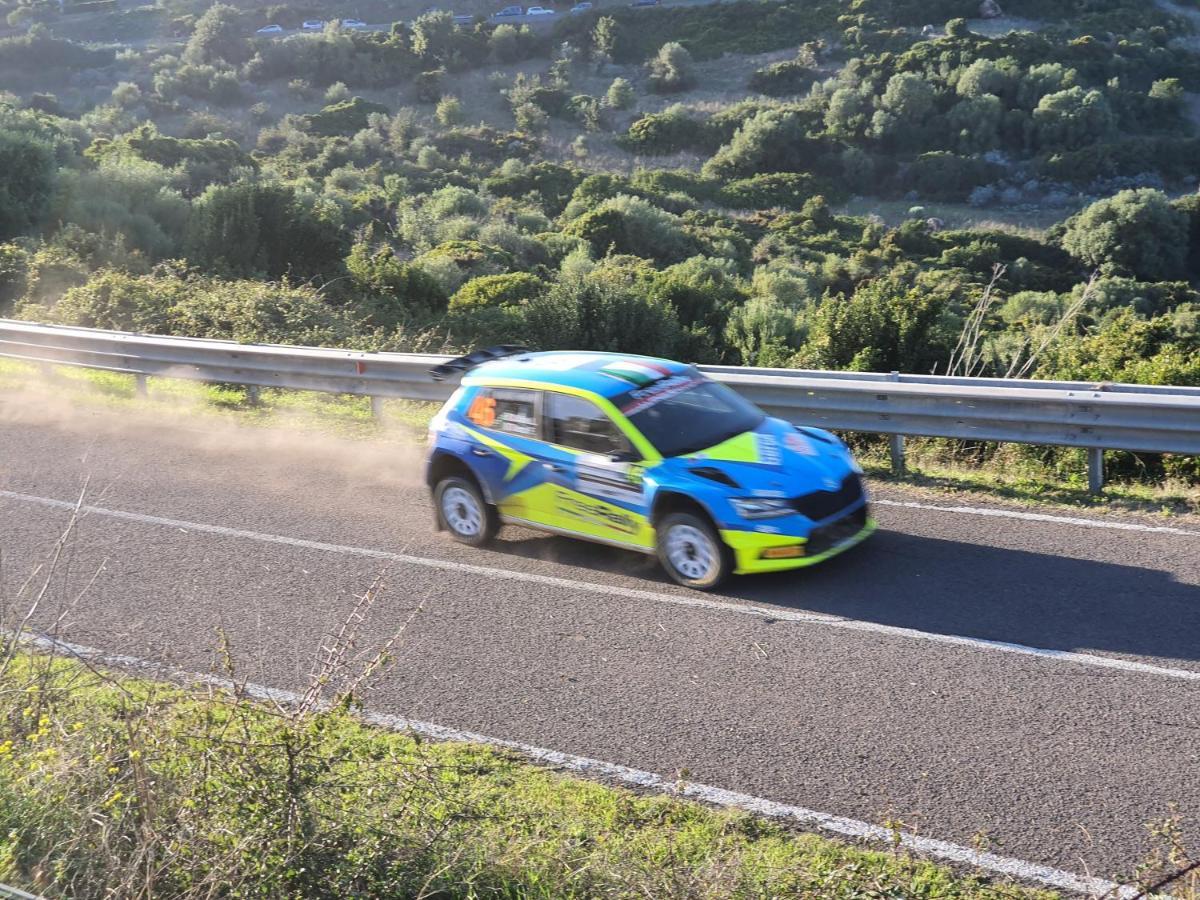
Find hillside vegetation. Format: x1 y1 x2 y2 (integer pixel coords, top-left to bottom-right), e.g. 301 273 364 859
0 0 1198 485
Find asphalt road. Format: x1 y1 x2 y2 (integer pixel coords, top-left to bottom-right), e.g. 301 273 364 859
1 403 1198 887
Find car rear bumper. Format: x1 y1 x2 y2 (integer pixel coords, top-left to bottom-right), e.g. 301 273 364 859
721 507 876 574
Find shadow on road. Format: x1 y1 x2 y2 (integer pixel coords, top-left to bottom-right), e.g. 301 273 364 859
494 527 1200 665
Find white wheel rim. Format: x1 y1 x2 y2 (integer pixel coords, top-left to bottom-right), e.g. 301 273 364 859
665 524 715 581
442 486 482 536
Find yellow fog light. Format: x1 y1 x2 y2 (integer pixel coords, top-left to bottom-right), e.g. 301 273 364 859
761 545 805 560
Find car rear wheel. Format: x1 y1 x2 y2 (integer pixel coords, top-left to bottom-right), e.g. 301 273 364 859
435 475 499 547
656 511 729 590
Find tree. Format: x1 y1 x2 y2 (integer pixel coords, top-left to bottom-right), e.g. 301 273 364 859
647 42 695 94
411 10 457 63
605 77 634 110
1061 189 1189 282
869 72 936 148
592 15 618 65
0 130 55 240
435 95 464 126
1032 87 1114 151
183 3 248 65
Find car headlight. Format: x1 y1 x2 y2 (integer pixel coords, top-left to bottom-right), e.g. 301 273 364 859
731 497 793 519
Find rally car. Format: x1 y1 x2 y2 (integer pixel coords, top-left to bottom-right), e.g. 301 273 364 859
425 348 874 589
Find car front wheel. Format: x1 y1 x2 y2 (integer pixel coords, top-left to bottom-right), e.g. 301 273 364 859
656 511 729 590
435 475 499 547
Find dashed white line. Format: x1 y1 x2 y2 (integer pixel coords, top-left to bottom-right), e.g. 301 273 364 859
11 628 1138 899
3 488 1199 683
874 497 1200 536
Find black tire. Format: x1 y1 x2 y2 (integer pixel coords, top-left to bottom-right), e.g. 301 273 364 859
655 510 730 590
434 475 499 547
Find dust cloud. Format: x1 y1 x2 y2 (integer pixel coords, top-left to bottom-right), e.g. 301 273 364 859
0 371 432 503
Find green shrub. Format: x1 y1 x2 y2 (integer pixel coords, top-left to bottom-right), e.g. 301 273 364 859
621 105 712 155
450 272 545 309
1061 188 1189 282
721 172 823 210
749 58 815 96
648 42 695 93
302 97 391 135
564 194 695 263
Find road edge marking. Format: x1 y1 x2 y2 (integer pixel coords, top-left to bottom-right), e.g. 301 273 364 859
4 488 1199 683
8 627 1138 899
874 498 1200 536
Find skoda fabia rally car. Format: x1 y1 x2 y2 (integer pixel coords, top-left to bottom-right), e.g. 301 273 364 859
425 348 875 589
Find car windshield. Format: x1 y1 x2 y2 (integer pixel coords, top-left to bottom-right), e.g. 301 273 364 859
622 377 764 458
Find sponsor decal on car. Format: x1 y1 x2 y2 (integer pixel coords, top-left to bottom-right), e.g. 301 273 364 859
618 374 704 415
554 489 639 534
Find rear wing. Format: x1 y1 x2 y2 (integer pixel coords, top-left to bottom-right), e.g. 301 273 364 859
429 345 532 381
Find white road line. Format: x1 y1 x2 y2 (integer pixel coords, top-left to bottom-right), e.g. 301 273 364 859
4 488 1200 683
11 628 1138 899
874 498 1200 536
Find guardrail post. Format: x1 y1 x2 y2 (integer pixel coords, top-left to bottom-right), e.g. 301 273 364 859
370 396 385 420
245 384 261 406
887 372 906 476
1088 448 1105 494
134 373 148 397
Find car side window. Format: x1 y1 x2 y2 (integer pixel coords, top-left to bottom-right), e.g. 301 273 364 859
466 388 538 438
546 392 630 456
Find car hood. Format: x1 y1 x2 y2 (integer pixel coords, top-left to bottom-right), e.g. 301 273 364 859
675 416 856 496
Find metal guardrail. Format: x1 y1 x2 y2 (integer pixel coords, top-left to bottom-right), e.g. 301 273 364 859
3 319 1198 492
0 883 44 900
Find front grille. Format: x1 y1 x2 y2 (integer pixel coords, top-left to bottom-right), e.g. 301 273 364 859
790 473 864 521
805 505 868 556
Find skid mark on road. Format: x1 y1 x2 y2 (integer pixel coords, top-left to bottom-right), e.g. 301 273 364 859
8 627 1138 898
4 488 1200 682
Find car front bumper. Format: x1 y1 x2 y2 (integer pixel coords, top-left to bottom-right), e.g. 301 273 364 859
720 507 876 575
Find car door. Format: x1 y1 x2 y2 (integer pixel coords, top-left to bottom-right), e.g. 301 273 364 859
460 386 548 521
531 391 654 550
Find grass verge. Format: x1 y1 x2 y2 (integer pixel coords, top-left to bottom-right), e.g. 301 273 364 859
0 646 1055 900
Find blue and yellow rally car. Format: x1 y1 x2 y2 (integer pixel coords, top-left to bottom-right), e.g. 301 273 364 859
425 348 875 589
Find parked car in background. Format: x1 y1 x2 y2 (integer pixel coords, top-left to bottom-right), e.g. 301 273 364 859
255 24 284 34
526 5 555 13
340 17 368 28
301 18 325 30
570 2 592 11
629 0 658 7
453 13 475 23
493 5 523 16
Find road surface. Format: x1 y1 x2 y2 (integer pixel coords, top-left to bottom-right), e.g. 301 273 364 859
1 402 1197 888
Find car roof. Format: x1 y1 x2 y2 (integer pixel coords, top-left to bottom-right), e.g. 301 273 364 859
463 351 695 400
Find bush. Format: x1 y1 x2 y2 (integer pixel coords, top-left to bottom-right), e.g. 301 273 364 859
902 152 1003 202
703 107 820 181
302 97 390 135
1061 188 1189 282
749 58 815 97
523 262 684 356
721 172 823 210
186 181 348 281
564 194 695 263
436 95 465 126
0 129 55 240
647 42 695 94
605 77 634 110
621 105 713 155
416 69 444 103
450 272 545 310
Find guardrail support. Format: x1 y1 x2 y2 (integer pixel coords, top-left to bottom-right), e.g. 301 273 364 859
889 434 906 476
245 384 261 406
886 372 906 475
370 396 385 420
1088 448 1105 494
134 373 148 397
